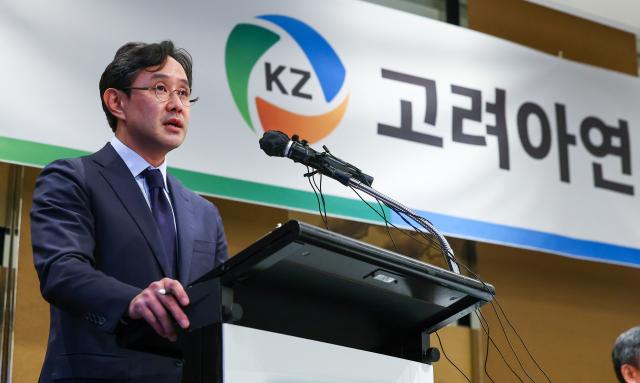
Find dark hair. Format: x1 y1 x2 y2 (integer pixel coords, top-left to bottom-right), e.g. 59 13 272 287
612 326 640 382
99 40 193 132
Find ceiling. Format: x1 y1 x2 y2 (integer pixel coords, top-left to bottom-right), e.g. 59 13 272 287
526 0 640 36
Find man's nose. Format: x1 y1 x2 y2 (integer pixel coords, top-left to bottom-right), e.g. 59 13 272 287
166 91 184 112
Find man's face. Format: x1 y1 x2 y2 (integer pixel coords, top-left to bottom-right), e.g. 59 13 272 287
118 57 191 161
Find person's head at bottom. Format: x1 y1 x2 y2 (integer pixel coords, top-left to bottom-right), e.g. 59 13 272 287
613 326 640 383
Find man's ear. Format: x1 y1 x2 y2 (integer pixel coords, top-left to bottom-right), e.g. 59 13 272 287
620 364 640 382
103 88 127 122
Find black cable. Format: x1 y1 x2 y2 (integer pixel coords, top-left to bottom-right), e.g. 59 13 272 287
446 256 542 383
434 331 472 383
349 187 424 243
388 207 445 255
401 209 451 259
476 309 530 383
447 255 550 382
305 167 327 229
485 300 537 383
349 187 440 262
318 176 549 383
392 212 546 383
350 188 550 383
393 209 442 251
350 195 469 272
388 226 544 383
493 297 553 383
474 311 497 383
392 216 536 380
375 198 399 253
396 213 547 383
476 310 526 383
348 185 398 252
428 248 540 383
314 173 329 229
348 187 483 382
312 175 326 227
376 209 539 382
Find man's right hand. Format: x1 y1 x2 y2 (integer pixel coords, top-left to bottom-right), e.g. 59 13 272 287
128 278 190 342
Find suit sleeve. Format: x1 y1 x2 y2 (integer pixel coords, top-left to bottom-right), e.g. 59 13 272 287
212 203 229 265
31 159 141 333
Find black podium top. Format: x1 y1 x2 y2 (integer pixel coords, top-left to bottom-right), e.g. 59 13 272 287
193 220 494 360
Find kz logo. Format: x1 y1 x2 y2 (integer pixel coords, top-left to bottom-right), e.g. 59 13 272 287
225 15 348 143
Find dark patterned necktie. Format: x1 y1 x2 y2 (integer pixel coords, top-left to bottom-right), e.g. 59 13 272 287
142 168 176 277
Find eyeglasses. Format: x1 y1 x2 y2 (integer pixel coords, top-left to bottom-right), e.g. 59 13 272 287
124 84 199 107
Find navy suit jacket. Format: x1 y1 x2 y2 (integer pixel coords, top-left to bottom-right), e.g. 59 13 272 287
31 143 228 383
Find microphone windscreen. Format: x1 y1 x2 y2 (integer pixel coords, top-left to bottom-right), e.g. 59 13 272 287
259 130 290 157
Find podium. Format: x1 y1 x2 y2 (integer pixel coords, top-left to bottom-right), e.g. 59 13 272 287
118 220 494 381
174 220 495 382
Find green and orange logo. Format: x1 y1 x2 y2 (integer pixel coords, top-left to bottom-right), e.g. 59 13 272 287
225 15 348 143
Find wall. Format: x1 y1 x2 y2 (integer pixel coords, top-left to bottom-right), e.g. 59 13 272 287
477 243 640 382
468 1 639 382
12 167 46 383
468 0 637 75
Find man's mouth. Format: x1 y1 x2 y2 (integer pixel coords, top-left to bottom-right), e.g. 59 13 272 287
164 118 183 128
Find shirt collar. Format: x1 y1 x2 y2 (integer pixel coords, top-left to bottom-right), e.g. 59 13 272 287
110 136 168 188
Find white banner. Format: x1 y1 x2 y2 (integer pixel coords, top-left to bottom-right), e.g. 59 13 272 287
1 0 639 266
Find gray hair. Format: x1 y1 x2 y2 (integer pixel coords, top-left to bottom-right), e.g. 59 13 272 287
612 326 640 383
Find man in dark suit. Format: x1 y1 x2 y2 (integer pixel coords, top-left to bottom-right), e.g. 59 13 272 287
31 40 228 382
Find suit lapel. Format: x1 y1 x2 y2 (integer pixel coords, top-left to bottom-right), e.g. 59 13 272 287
168 174 195 285
93 144 171 277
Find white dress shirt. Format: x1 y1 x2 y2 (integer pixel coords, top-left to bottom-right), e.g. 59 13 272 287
109 136 176 229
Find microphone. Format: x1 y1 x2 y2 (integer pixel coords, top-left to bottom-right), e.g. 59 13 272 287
259 130 374 186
